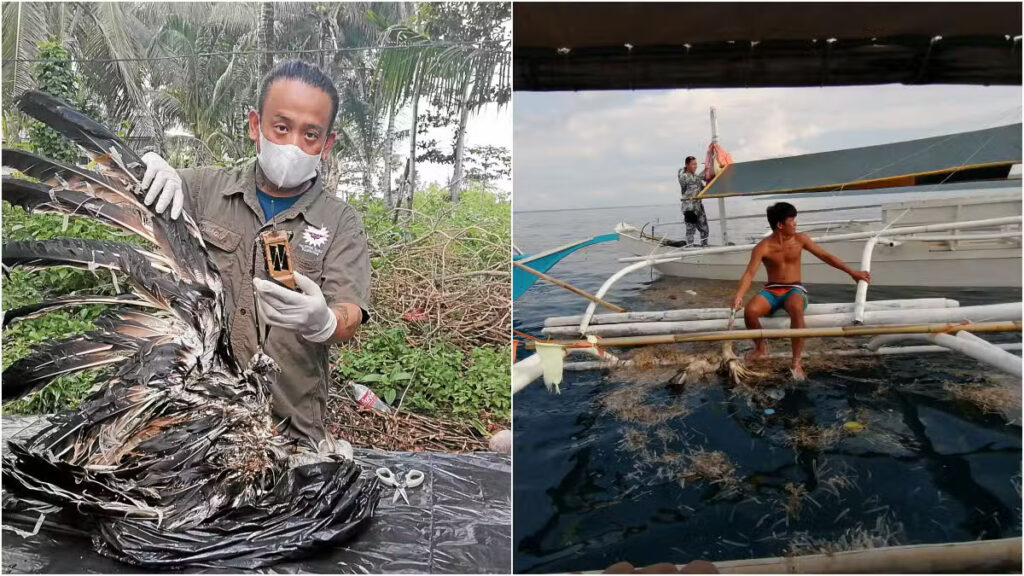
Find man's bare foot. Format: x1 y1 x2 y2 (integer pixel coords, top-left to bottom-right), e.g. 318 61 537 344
745 347 768 363
790 363 806 381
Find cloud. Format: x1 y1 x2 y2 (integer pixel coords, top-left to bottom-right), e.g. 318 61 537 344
514 85 1022 211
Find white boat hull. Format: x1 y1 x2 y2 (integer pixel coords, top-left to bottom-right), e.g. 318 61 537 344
617 232 1022 287
619 192 1024 288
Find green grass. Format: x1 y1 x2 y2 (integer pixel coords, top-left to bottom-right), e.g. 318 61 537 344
333 324 510 430
337 183 511 428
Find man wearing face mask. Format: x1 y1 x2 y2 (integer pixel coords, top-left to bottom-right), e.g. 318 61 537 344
137 60 369 453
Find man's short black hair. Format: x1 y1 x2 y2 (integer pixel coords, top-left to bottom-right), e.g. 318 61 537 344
767 202 798 230
685 156 696 165
257 59 339 131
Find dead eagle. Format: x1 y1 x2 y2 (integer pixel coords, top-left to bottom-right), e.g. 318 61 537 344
1 91 381 569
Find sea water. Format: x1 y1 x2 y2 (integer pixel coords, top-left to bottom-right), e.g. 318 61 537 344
512 196 1022 573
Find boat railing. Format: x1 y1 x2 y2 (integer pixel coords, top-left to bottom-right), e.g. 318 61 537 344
756 219 882 238
643 191 1023 244
641 205 892 241
584 215 1022 334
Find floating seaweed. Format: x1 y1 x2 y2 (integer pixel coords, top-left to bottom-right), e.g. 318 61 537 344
943 381 1021 417
679 448 743 500
600 380 692 426
784 424 845 453
787 513 906 555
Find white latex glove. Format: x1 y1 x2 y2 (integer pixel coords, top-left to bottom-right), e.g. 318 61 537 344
140 152 184 220
317 435 354 461
252 271 337 343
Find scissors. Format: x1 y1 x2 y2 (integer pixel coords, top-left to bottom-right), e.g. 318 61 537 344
375 467 425 505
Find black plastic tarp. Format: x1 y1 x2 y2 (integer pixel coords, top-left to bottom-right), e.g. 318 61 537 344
1 416 510 574
699 124 1022 198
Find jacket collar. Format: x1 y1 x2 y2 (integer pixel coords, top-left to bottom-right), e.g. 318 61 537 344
222 158 326 228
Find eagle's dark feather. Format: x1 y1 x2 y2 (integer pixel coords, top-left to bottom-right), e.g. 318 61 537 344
1 91 380 568
15 91 146 180
3 295 160 328
1 175 154 242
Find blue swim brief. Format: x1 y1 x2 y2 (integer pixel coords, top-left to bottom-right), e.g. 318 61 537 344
756 283 808 315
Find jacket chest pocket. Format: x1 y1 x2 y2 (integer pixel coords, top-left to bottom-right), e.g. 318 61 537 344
201 220 243 253
200 219 244 280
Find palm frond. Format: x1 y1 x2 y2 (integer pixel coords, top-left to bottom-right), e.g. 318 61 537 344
75 3 150 138
1 2 48 98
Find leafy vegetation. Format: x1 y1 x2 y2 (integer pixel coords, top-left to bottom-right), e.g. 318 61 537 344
333 182 511 427
0 207 120 416
333 326 509 423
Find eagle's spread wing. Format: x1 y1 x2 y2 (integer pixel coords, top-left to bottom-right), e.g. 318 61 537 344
2 91 380 568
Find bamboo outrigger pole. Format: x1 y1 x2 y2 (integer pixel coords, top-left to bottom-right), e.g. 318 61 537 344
725 536 1020 574
714 536 1022 574
513 261 627 312
581 537 1021 574
526 320 1022 349
561 342 1024 371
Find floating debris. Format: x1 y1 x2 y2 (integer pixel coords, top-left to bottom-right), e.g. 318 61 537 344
782 482 810 519
680 448 742 500
812 458 860 502
600 380 692 426
943 381 1021 417
623 344 700 371
843 421 865 433
653 426 679 444
617 427 651 458
787 513 907 555
785 424 845 452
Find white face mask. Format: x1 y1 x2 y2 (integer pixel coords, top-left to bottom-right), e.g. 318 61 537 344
256 121 323 189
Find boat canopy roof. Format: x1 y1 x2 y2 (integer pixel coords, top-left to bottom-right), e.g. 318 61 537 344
514 3 1022 91
698 124 1022 199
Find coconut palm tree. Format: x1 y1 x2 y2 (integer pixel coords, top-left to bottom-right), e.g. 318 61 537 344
2 2 153 139
258 3 274 78
417 2 510 203
146 3 261 162
275 2 412 201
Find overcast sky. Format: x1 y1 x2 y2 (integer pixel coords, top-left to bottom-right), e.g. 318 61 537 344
513 84 1022 212
414 101 512 193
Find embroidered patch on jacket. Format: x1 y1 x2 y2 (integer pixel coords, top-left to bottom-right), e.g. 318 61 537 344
300 225 330 255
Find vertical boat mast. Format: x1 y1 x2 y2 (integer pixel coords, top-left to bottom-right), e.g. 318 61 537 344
711 107 730 245
710 106 719 144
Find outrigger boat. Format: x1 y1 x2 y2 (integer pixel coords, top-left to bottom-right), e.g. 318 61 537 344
514 117 1023 391
513 4 1022 571
616 118 1023 288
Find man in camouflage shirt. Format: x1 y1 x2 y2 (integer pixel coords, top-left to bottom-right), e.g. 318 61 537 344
677 155 709 246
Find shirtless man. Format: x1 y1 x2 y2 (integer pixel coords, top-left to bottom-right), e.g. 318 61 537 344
730 202 871 380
